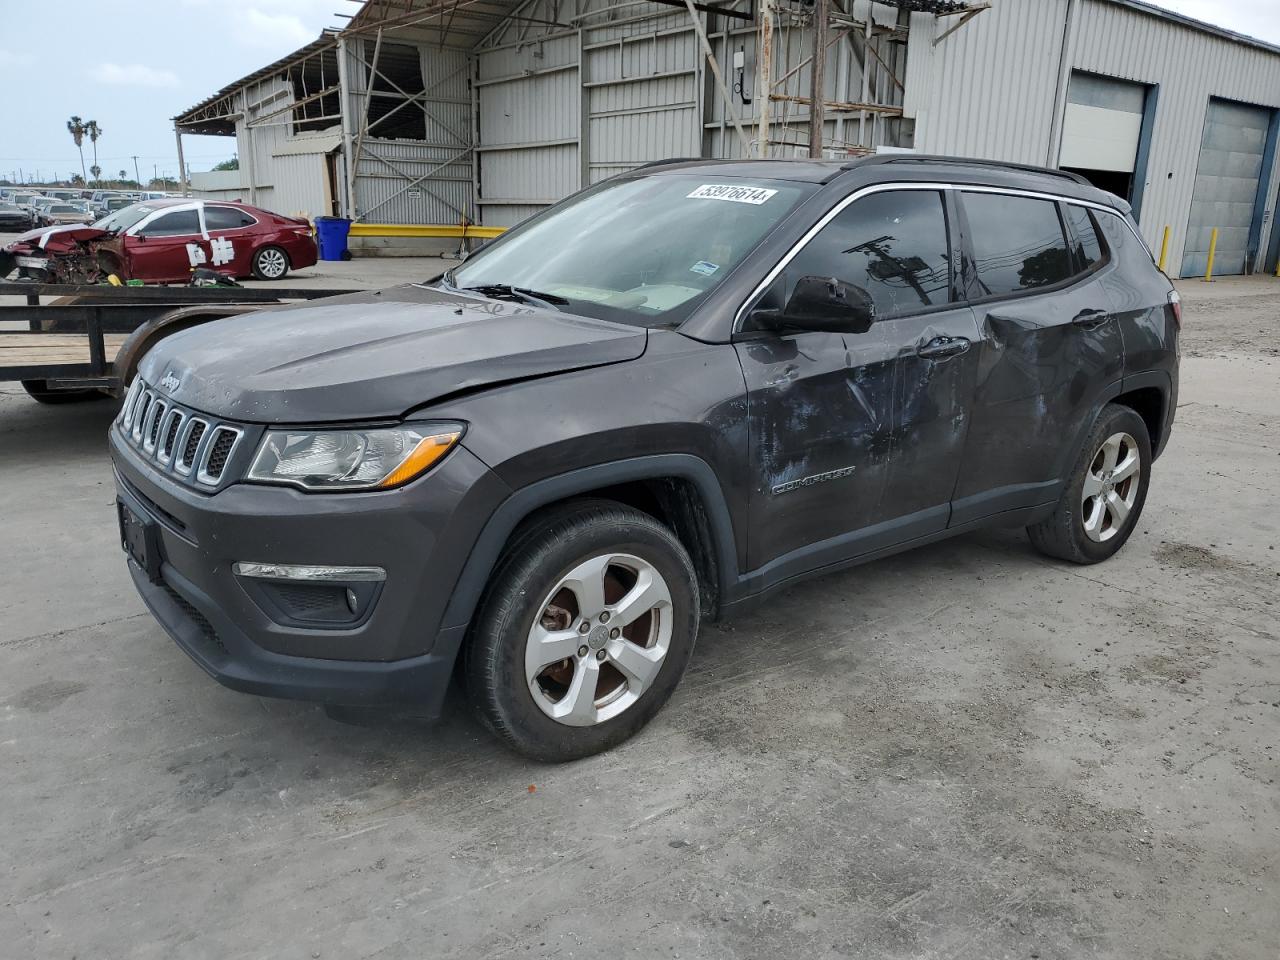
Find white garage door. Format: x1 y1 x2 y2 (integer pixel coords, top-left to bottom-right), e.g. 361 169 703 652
1182 98 1273 278
1060 72 1145 174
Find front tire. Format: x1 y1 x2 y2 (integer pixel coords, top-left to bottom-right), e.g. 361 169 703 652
251 245 290 280
1027 403 1151 564
464 500 700 762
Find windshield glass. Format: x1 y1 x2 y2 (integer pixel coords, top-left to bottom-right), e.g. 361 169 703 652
449 174 814 327
94 203 156 232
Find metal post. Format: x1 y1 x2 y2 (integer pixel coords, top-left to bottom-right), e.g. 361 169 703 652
684 0 753 159
809 0 828 158
1203 227 1218 282
174 126 189 196
858 15 871 148
1157 225 1170 273
336 35 358 219
757 0 773 158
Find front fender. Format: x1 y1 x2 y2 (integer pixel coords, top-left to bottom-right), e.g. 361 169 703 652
438 453 739 632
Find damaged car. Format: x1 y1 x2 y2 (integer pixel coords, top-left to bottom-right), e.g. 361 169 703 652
1 198 318 283
111 156 1179 761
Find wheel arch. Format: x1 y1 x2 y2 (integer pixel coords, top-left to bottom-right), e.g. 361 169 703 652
439 454 740 633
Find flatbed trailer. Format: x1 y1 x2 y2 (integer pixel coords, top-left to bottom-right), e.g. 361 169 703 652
0 281 356 402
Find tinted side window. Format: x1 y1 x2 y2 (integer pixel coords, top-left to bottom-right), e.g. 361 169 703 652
962 192 1072 295
205 206 255 230
1062 203 1103 273
140 210 201 236
785 190 952 321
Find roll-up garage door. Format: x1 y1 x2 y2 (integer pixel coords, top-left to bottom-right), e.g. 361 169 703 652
1059 72 1146 201
1181 98 1273 277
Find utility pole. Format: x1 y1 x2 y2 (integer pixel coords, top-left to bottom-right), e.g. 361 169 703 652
132 155 142 189
756 0 773 159
809 0 828 158
174 125 190 196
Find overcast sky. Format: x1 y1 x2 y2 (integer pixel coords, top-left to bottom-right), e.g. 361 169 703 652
1 0 1277 184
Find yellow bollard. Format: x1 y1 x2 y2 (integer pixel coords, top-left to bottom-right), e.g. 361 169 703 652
1158 225 1170 273
1203 227 1218 282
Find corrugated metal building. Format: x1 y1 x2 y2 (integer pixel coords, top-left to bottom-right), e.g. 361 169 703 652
174 0 1280 276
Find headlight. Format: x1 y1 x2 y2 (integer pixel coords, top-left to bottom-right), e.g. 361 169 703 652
246 423 463 491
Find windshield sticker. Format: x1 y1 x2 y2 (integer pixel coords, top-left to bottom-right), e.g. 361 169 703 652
687 184 778 205
689 260 720 277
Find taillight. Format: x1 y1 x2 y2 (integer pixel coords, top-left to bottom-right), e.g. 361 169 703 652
1168 290 1181 329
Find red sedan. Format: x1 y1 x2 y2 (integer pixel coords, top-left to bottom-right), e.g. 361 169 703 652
1 199 317 284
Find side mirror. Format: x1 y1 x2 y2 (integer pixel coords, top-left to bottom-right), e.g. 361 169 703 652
753 275 875 335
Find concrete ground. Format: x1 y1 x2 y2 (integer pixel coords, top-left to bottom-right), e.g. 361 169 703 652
1 274 1277 959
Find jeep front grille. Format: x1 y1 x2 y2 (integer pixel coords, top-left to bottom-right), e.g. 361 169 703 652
116 379 246 489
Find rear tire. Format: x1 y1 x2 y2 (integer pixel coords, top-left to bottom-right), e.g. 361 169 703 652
464 500 700 762
251 245 290 281
1027 403 1151 564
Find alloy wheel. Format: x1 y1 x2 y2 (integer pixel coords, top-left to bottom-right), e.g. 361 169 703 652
525 553 673 727
1081 431 1141 543
256 248 287 278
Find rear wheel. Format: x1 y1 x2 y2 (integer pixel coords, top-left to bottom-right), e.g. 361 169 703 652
465 500 700 761
1027 403 1151 564
251 245 289 281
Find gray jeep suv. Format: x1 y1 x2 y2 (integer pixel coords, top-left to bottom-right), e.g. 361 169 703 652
111 156 1179 760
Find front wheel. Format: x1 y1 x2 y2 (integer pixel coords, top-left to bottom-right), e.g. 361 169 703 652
1027 403 1152 564
251 245 290 281
465 500 700 762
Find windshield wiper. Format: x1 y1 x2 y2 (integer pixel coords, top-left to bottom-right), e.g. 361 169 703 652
460 283 569 310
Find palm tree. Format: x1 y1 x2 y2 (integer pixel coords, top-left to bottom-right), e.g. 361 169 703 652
85 120 103 184
66 116 87 183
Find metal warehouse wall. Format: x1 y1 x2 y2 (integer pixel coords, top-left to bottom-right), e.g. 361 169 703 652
905 0 1280 276
341 42 474 225
473 0 904 226
1069 0 1280 275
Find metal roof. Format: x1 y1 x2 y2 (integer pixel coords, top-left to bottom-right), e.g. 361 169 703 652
1102 0 1280 58
173 31 340 131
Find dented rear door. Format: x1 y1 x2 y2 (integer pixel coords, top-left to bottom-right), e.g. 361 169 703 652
950 190 1124 526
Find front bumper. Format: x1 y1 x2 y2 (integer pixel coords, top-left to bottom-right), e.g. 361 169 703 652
111 425 510 709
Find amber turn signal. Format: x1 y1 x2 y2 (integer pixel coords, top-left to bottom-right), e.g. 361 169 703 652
378 430 462 488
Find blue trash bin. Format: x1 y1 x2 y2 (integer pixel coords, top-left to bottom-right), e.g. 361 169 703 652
314 216 352 261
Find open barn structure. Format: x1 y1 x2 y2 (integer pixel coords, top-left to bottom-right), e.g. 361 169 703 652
174 0 1280 277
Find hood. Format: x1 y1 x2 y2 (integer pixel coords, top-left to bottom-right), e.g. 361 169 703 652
4 224 109 252
138 285 649 423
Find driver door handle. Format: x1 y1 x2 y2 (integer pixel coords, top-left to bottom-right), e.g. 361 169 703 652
1072 308 1111 329
915 335 970 360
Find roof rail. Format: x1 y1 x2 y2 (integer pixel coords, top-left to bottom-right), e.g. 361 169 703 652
843 154 1091 185
631 157 704 171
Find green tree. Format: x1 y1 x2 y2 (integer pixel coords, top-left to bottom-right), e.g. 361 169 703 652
213 155 239 171
66 116 87 182
85 120 103 184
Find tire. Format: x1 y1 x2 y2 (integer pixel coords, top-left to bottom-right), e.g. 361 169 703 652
251 245 290 281
464 499 700 762
21 380 109 404
1027 403 1152 564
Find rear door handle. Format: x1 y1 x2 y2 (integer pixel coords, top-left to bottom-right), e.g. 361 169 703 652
1072 308 1111 329
915 335 970 359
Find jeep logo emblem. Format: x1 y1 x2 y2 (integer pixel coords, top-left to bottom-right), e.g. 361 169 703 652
159 372 181 393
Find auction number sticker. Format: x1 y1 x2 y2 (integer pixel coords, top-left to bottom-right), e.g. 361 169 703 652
687 184 778 205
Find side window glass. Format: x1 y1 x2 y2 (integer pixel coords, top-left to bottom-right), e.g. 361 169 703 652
1062 204 1103 273
962 192 1072 294
784 190 952 321
205 206 255 230
140 210 201 237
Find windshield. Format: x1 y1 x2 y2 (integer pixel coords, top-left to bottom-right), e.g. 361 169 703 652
449 174 814 327
94 203 157 232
